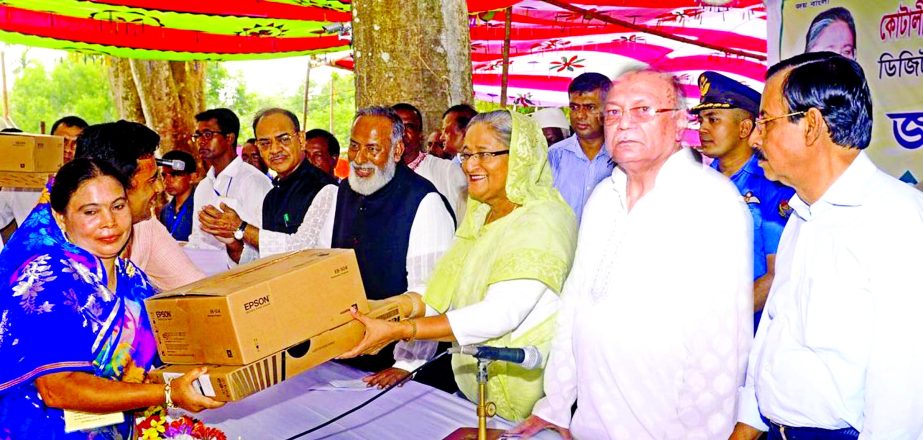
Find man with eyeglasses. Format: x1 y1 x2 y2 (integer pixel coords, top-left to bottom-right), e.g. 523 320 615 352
547 72 616 224
732 53 923 440
187 108 272 263
511 69 752 439
393 103 468 223
691 71 794 334
197 108 336 264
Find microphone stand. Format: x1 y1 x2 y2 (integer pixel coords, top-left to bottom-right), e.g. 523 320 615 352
445 357 501 440
475 359 497 440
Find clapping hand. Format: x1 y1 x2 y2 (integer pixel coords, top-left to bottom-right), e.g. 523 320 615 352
198 203 241 245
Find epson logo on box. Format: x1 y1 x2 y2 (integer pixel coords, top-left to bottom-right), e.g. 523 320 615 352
155 311 172 320
243 295 270 311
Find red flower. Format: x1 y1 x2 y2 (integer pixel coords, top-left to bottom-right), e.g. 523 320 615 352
549 55 586 72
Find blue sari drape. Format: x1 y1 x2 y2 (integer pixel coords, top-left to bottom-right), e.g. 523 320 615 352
0 189 159 439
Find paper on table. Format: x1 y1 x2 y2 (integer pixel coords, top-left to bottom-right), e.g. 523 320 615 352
63 409 124 433
307 379 376 392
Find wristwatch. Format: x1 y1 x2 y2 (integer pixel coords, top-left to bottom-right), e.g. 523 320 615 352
234 221 248 241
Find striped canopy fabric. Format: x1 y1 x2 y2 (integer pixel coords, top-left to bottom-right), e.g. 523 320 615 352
0 0 767 114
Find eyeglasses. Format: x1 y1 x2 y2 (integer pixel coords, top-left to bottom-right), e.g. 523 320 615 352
754 111 806 128
191 129 227 143
604 106 681 124
256 132 297 150
457 150 510 163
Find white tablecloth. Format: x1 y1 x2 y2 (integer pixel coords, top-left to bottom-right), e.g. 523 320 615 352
190 361 560 439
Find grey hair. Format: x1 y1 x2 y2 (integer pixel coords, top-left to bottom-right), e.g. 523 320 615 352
467 110 512 149
355 106 405 148
614 67 687 109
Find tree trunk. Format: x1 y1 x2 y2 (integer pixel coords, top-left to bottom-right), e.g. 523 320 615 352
106 57 204 156
106 56 145 124
353 0 472 135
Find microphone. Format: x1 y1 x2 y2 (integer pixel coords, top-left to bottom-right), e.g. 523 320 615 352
156 158 186 172
450 345 542 370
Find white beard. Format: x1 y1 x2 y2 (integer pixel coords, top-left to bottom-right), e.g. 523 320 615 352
348 158 396 196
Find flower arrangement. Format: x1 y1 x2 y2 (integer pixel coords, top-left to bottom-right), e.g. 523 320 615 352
135 407 227 440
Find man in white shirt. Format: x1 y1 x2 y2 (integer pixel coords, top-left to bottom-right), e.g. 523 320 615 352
731 53 923 440
511 69 753 439
187 108 272 264
392 103 467 223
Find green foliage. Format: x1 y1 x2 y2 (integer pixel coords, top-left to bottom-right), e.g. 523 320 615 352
204 63 355 146
303 71 355 148
10 54 115 133
205 62 261 137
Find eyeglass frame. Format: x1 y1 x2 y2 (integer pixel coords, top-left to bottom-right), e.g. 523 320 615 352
457 150 510 163
754 111 807 128
190 129 228 143
603 106 683 124
255 132 299 150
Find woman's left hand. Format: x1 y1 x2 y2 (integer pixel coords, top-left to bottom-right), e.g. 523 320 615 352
338 307 405 359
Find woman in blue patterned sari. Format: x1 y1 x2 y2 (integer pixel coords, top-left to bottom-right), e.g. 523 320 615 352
0 158 222 439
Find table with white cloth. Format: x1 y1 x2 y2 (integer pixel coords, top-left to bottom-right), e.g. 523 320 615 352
188 361 560 439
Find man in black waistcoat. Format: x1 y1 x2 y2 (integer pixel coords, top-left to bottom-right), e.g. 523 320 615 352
198 108 336 262
334 106 457 392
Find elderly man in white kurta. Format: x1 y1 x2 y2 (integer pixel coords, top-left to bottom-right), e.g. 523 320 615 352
510 69 753 439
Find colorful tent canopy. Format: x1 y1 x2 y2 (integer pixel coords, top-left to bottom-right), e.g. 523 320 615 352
0 0 767 112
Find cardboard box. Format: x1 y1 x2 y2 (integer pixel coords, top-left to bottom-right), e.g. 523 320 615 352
0 133 64 188
145 249 368 365
150 298 406 401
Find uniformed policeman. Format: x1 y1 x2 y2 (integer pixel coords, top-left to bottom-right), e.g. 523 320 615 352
691 71 795 332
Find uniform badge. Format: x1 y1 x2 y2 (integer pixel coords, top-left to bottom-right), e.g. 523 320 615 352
699 75 711 97
778 199 793 218
742 191 760 204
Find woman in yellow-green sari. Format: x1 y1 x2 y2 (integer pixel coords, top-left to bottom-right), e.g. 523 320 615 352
341 109 577 421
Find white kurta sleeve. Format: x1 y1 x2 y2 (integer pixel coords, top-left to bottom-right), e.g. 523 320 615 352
530 268 580 428
405 192 456 293
445 279 546 346
259 185 337 257
389 194 455 371
679 198 753 438
187 180 218 250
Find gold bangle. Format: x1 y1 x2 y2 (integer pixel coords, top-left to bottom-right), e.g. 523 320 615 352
164 380 175 409
404 319 418 343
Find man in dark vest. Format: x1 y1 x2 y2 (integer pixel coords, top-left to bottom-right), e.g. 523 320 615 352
198 108 336 263
336 106 456 390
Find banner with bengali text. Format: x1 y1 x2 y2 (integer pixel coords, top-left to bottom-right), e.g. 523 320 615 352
778 0 923 188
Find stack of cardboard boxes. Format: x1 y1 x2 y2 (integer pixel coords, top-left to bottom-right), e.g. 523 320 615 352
0 133 65 188
146 249 407 401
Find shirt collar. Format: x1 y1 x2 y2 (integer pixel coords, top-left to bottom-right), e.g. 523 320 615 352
560 134 610 161
710 152 759 179
207 155 243 180
789 151 875 220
